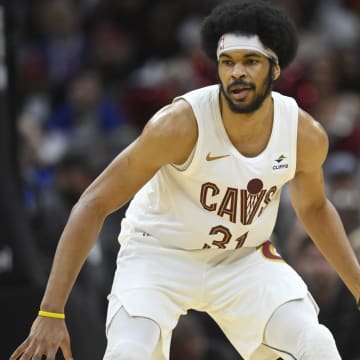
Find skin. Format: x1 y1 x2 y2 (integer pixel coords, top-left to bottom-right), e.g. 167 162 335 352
10 49 360 359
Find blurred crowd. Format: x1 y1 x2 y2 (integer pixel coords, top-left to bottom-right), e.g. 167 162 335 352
2 0 360 358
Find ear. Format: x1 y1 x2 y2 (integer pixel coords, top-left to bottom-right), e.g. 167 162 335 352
272 62 281 81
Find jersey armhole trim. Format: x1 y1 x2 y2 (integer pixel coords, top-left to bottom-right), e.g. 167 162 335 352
168 97 203 175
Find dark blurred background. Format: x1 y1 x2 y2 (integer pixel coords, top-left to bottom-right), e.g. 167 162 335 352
1 0 360 359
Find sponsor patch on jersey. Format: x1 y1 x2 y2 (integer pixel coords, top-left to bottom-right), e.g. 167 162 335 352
272 153 289 171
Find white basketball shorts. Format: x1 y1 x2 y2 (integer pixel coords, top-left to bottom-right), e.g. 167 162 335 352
106 231 314 359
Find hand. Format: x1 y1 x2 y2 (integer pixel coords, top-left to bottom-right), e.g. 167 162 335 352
9 316 73 360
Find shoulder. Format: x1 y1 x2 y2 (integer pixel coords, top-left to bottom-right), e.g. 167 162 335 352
296 108 329 173
140 99 198 165
144 98 196 137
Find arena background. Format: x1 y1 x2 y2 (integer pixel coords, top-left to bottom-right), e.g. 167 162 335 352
1 0 360 358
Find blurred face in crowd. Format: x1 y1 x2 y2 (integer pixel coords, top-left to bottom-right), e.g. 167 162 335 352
328 173 360 234
69 73 102 112
293 238 340 304
55 160 94 206
307 53 339 96
44 0 79 38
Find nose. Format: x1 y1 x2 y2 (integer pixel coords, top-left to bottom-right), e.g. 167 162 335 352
231 63 246 79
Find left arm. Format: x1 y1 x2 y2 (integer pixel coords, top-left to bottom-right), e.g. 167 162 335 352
290 110 360 303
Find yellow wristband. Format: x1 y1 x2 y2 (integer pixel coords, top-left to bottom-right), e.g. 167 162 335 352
38 310 65 319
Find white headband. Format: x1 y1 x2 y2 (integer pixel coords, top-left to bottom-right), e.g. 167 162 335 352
217 33 278 63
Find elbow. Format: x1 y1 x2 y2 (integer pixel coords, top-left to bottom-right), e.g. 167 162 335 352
296 198 329 223
72 193 108 219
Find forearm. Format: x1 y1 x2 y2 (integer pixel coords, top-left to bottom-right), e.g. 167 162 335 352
298 199 360 300
40 199 106 312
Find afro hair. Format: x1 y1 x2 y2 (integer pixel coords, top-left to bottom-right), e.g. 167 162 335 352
200 0 298 68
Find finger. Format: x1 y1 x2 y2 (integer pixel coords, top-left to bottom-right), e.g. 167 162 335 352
29 354 43 360
42 342 60 360
9 338 31 360
61 338 74 360
45 349 57 360
32 346 49 360
19 343 43 360
17 346 37 360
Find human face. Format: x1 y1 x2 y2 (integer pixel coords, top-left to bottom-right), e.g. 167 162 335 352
218 51 275 114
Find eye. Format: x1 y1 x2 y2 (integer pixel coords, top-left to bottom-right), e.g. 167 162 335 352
221 59 234 66
246 59 260 65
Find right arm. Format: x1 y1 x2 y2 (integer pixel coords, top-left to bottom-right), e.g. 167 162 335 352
10 99 197 360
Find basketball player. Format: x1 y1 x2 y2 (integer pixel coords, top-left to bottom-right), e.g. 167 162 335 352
11 1 360 359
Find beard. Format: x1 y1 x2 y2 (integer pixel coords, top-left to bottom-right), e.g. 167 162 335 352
219 66 274 114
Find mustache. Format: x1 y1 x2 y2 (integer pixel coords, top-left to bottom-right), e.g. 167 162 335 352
227 80 255 92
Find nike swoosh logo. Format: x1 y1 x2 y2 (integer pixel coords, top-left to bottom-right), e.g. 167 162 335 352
206 152 231 161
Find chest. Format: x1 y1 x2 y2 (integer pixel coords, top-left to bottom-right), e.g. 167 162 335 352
224 118 274 158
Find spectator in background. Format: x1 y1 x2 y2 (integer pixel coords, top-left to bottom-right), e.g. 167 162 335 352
89 23 136 94
11 1 357 358
32 151 99 267
303 51 360 156
26 150 113 359
315 0 360 48
140 2 183 59
18 69 134 240
32 149 126 308
19 0 88 105
7 0 360 358
121 15 217 131
171 313 207 360
176 15 217 88
171 312 238 360
121 53 202 130
287 150 360 359
290 228 360 360
38 0 87 104
324 151 360 234
17 0 91 200
42 69 129 167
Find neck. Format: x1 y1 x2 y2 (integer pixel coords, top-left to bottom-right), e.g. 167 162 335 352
219 92 274 136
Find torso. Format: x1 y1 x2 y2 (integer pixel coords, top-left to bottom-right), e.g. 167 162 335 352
219 94 275 159
123 85 300 250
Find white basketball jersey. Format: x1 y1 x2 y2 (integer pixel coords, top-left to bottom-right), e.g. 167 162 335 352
122 85 298 249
